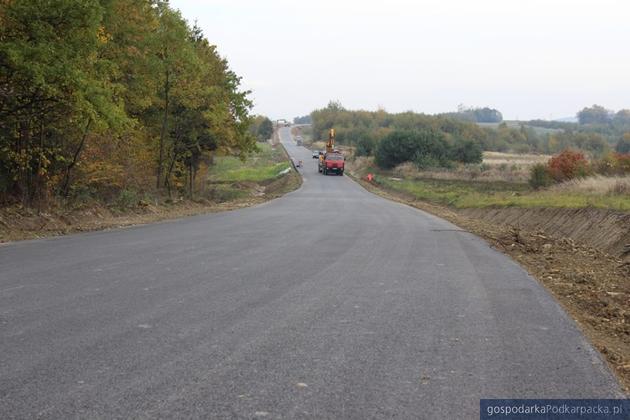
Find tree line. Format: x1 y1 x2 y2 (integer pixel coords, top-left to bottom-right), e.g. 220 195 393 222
440 105 503 123
309 102 630 160
0 0 258 207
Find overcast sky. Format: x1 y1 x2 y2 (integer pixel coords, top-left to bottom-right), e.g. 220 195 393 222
169 0 629 121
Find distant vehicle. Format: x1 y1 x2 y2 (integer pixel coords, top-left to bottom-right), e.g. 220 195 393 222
312 151 320 159
276 119 291 128
321 152 344 176
296 139 303 146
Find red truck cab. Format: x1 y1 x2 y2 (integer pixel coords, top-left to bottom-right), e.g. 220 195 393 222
322 152 344 176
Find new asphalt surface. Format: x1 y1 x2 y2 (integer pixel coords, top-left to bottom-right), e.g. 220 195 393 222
0 127 624 418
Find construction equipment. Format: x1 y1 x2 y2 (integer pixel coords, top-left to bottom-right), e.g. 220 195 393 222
319 128 344 175
322 152 344 176
326 128 335 153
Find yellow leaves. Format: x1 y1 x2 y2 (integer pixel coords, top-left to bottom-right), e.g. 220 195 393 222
80 160 125 189
97 26 111 44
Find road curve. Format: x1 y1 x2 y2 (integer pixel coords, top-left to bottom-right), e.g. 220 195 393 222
0 127 623 418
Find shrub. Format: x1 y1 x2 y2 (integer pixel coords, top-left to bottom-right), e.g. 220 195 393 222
529 163 553 189
449 139 483 164
355 136 376 157
612 153 630 173
115 189 139 209
375 131 418 169
413 154 442 169
595 153 630 175
414 132 450 163
547 149 591 182
375 129 446 169
616 135 630 154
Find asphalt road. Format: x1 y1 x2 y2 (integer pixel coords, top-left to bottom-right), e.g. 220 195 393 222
0 127 624 419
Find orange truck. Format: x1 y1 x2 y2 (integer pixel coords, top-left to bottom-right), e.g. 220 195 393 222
322 152 344 175
318 129 344 175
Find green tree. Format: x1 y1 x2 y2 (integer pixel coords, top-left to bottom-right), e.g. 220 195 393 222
355 135 376 157
375 129 448 169
250 115 273 141
529 163 552 189
0 0 126 204
1 0 257 206
577 105 611 125
616 134 630 154
163 24 255 198
153 2 198 189
450 139 483 163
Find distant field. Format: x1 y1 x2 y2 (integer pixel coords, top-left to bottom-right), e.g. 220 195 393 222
483 151 550 167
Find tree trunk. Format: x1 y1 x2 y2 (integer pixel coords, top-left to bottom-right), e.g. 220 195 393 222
20 119 31 207
164 152 177 199
157 68 170 189
188 160 194 200
35 119 44 213
62 119 91 197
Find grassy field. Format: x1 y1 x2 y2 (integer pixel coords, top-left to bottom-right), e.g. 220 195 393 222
205 143 292 201
351 157 630 211
208 144 290 183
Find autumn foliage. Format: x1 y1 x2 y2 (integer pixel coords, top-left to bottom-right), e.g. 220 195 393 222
596 153 630 175
0 0 257 207
546 150 591 182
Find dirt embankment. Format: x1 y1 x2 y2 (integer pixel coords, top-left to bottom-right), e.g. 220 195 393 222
461 207 630 261
350 174 630 393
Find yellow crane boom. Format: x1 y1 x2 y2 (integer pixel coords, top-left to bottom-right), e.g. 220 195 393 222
326 128 335 154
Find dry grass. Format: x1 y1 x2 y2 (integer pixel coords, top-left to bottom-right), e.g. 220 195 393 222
352 156 530 183
483 151 551 166
392 161 531 183
550 175 630 196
